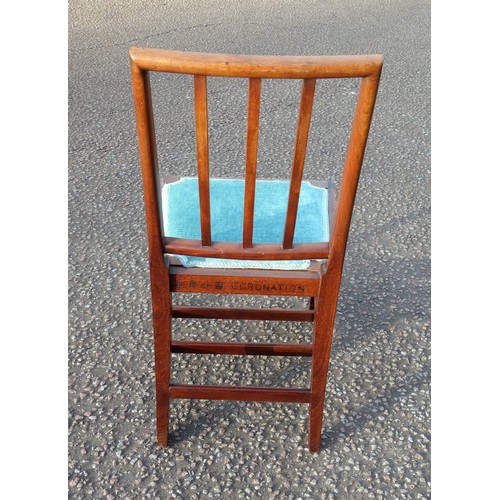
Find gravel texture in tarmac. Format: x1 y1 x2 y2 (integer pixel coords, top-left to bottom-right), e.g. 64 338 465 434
69 0 430 497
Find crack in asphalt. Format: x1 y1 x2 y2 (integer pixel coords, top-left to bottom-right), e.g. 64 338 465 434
69 22 226 52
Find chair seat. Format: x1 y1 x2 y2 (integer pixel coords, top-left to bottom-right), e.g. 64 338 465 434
162 177 330 269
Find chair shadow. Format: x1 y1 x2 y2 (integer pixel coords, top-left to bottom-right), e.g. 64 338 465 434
167 360 430 449
322 362 430 450
164 253 430 448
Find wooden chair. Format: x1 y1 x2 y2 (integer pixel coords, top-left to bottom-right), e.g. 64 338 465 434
129 47 383 452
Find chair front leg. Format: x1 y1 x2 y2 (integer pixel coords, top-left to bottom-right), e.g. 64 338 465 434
309 296 315 311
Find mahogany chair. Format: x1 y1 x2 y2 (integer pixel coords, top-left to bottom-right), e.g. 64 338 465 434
129 47 383 452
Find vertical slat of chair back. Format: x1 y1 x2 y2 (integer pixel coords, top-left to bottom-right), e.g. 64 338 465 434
282 78 317 249
193 75 212 247
242 78 261 248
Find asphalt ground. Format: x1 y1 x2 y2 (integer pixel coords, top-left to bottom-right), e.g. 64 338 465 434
68 0 431 498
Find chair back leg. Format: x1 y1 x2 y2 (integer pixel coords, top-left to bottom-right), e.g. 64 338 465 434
150 263 172 447
308 273 342 451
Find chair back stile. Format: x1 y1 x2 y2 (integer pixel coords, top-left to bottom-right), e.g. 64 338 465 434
129 63 166 273
327 72 382 275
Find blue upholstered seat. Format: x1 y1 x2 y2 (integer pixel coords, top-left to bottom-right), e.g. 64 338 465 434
162 178 329 269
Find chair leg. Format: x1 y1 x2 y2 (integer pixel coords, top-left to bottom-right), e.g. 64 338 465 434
308 278 340 452
150 271 172 448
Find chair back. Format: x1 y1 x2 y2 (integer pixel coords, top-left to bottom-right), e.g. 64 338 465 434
130 48 383 271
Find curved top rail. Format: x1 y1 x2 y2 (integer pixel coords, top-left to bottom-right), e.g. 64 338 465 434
129 48 383 79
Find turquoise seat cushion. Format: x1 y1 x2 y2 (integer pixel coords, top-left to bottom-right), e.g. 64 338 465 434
162 178 329 269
